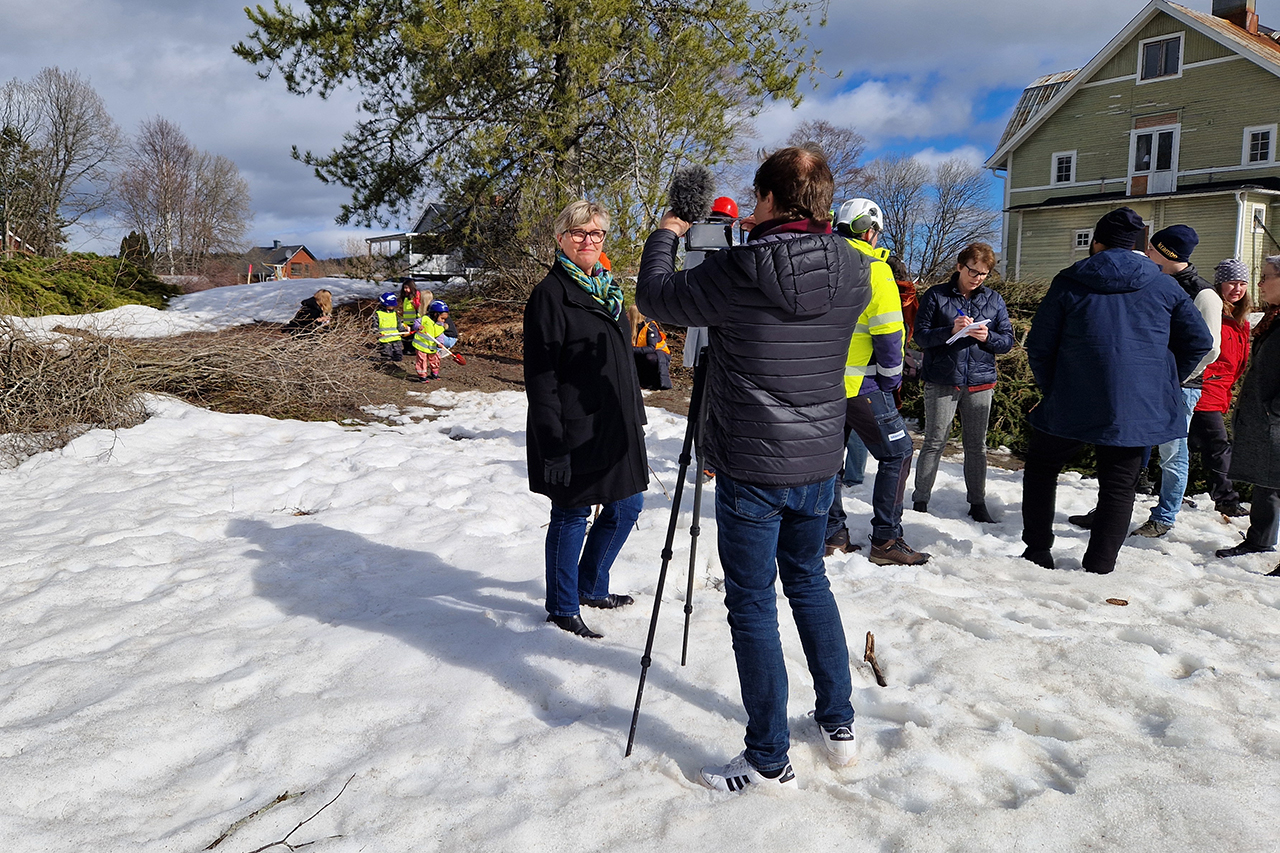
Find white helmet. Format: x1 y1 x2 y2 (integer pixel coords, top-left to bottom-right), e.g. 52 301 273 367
834 198 883 235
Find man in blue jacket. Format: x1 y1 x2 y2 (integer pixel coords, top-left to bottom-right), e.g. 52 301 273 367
1021 207 1213 574
637 147 872 792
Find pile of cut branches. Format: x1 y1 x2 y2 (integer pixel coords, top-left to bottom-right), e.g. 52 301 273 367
0 311 375 466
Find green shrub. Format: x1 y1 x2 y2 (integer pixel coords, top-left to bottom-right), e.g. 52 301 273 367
0 253 179 316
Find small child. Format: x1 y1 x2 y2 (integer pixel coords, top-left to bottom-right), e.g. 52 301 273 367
427 300 458 349
374 292 408 362
409 308 448 381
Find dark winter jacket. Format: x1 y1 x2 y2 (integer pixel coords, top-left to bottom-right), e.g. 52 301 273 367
283 297 329 335
1196 314 1250 413
636 223 872 488
1026 248 1213 446
1228 322 1280 489
523 264 648 508
1169 263 1220 390
914 274 1015 387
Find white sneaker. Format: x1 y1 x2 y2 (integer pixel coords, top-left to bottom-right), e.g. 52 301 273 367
810 711 857 766
699 751 797 792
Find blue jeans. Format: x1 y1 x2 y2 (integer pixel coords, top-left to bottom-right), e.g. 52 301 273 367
828 391 914 544
715 474 855 772
1151 388 1201 526
843 430 868 486
544 492 644 617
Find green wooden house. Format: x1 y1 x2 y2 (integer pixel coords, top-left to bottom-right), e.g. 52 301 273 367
987 0 1280 293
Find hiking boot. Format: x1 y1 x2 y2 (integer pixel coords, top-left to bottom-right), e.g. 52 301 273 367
579 593 634 609
823 527 861 556
1215 501 1249 518
1130 519 1172 538
809 712 857 767
1020 548 1055 570
1266 564 1280 577
1215 541 1275 558
1068 509 1095 529
912 501 929 513
545 614 603 638
869 537 930 566
968 503 998 523
699 751 796 792
1135 469 1155 495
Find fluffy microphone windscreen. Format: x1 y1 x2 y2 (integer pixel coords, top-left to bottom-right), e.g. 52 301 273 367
668 165 714 223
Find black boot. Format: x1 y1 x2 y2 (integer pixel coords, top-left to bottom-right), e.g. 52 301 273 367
968 503 998 523
912 501 929 513
1020 548 1055 570
1135 469 1155 495
579 593 635 609
546 614 603 638
1068 508 1095 529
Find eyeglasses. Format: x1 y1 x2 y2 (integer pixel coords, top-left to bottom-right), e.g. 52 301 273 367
963 264 991 279
563 229 607 244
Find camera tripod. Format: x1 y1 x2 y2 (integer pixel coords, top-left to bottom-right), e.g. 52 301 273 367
625 349 711 757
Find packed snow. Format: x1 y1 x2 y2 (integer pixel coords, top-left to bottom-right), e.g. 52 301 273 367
2 286 1279 852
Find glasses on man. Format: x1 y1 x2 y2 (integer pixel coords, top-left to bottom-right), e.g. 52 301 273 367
564 229 607 244
963 264 991 278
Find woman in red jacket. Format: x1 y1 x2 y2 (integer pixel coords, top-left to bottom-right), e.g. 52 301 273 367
1189 258 1252 517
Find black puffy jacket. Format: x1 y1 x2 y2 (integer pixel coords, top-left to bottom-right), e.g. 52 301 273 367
637 224 871 487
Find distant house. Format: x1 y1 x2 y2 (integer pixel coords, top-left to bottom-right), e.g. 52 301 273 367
366 203 476 281
987 0 1280 291
240 241 320 281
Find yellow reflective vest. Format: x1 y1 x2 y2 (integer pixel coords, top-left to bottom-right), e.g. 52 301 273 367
411 316 448 353
842 238 906 397
376 309 406 344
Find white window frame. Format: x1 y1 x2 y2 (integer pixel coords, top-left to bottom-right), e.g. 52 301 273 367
1251 203 1267 233
1136 32 1184 84
1074 229 1093 250
1128 123 1181 194
1051 150 1077 185
1242 124 1277 166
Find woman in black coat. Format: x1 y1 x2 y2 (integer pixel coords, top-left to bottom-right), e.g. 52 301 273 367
524 200 648 638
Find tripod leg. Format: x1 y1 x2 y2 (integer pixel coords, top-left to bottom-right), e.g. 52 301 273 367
625 355 708 757
680 378 711 667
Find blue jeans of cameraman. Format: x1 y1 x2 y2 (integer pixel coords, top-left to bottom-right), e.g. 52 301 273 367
715 473 855 773
1150 388 1201 527
544 492 643 617
827 391 914 544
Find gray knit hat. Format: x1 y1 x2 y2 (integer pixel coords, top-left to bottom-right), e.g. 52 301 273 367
1214 258 1249 286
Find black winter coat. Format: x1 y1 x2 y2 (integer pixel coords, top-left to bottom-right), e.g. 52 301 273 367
1229 324 1280 489
914 274 1015 387
523 264 648 508
636 226 871 488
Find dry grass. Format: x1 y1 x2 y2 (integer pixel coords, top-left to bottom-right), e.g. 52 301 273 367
0 309 377 467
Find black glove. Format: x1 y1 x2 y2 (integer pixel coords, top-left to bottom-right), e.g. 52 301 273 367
544 454 572 487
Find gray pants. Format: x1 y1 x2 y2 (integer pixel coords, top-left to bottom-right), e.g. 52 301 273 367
912 381 993 505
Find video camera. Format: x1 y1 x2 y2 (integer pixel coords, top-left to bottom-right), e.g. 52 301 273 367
682 197 739 366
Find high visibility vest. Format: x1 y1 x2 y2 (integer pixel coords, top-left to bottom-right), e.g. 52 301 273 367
375 309 405 344
402 297 420 329
634 321 670 355
842 238 905 397
411 316 448 353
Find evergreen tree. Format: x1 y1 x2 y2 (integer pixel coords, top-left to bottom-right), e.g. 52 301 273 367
235 0 826 279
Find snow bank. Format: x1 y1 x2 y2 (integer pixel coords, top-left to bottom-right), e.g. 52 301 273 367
1 390 1278 852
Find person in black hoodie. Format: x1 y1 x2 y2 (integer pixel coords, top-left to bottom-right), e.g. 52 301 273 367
523 200 648 641
638 146 872 792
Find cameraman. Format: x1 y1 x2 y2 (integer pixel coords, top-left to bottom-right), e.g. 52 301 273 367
637 146 872 792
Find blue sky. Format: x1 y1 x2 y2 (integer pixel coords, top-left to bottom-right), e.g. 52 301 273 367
2 0 1274 257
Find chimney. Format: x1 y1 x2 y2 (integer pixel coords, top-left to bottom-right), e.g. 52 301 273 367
272 239 281 250
1213 0 1259 34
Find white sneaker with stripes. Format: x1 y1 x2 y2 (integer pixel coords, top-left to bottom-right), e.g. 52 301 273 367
817 720 857 766
699 751 796 792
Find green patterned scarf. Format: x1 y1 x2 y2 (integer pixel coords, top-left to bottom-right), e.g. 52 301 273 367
558 250 622 319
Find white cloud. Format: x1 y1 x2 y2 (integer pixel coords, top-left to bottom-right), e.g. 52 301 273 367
755 80 975 148
910 145 990 170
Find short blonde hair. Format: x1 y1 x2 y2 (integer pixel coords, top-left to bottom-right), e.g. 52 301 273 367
554 200 610 235
313 289 332 316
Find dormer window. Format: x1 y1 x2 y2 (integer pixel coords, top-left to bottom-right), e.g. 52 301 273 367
1137 33 1182 82
1051 151 1076 185
1244 125 1276 165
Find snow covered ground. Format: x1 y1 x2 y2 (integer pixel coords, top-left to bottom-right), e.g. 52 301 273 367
2 290 1279 852
8 277 385 341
